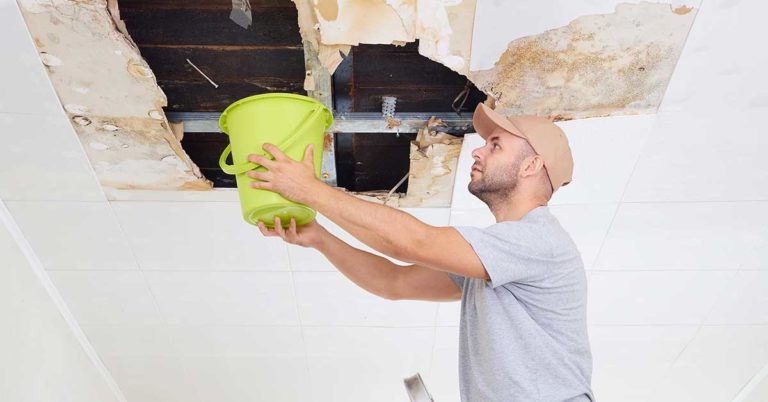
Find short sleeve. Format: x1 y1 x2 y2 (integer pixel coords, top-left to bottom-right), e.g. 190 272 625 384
454 224 551 287
448 272 465 290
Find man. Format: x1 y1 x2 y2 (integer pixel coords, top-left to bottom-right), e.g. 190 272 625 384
248 103 593 402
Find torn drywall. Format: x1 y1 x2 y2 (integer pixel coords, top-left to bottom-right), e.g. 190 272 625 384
17 0 211 190
400 117 462 207
297 0 697 119
293 0 475 76
468 2 698 119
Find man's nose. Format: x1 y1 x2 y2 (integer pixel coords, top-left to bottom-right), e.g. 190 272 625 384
471 146 484 161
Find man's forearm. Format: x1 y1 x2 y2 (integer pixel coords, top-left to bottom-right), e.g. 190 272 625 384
315 230 407 300
306 183 428 261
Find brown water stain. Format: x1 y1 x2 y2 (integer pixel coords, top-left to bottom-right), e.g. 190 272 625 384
468 2 697 119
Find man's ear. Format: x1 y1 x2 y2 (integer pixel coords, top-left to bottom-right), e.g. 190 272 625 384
521 155 545 178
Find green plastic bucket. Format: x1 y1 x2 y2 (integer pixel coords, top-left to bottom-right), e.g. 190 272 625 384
218 93 333 228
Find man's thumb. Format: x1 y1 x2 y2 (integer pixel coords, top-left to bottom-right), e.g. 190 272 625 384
304 144 314 166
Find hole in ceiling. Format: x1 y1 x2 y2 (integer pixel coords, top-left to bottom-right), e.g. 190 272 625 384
119 0 484 191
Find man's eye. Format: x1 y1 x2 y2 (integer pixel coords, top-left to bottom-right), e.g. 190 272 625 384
493 144 500 149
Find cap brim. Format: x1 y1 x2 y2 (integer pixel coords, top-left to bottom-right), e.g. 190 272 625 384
472 103 527 140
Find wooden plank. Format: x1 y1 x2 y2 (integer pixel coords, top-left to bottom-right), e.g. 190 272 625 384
121 7 301 46
353 44 468 86
352 85 486 113
118 0 294 11
159 81 306 111
139 46 305 82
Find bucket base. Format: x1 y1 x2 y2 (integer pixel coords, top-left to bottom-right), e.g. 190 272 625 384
245 203 317 228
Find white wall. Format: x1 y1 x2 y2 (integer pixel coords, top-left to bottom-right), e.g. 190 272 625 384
0 210 121 402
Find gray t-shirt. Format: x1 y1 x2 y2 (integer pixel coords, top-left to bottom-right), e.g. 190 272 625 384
449 206 593 402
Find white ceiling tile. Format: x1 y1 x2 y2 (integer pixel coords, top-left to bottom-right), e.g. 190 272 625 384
6 201 136 270
165 325 304 357
659 1 768 114
0 2 63 115
623 112 768 202
705 271 768 325
450 133 486 210
595 202 768 270
588 271 735 325
47 270 162 326
144 271 298 325
100 355 202 402
591 365 671 402
0 114 103 201
293 271 437 327
435 302 461 326
551 115 656 204
304 327 433 402
589 325 698 369
425 326 460 402
183 355 312 402
80 325 174 357
111 202 289 271
661 326 768 402
400 207 451 226
549 204 618 269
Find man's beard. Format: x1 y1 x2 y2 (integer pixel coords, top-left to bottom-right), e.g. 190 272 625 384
468 160 520 208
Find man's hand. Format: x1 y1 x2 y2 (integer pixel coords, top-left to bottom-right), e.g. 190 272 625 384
257 217 328 249
246 143 321 204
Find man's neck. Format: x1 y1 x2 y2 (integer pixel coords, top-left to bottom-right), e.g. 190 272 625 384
489 196 547 222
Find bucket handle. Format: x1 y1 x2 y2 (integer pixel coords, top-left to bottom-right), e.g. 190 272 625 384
219 106 326 175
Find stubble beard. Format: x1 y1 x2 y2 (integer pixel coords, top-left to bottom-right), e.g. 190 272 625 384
468 160 520 209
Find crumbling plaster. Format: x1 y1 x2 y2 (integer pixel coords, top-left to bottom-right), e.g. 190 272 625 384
300 0 699 119
17 0 211 190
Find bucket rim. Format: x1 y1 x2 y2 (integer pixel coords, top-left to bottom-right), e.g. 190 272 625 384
218 93 333 134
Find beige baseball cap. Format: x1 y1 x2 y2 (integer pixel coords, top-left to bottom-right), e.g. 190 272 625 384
472 103 574 193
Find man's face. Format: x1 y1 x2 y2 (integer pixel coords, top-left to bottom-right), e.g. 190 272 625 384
468 128 526 203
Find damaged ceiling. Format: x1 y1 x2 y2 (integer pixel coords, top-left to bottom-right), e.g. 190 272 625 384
17 0 211 190
17 0 698 192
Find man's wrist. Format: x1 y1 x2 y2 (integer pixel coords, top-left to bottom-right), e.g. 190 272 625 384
301 179 329 207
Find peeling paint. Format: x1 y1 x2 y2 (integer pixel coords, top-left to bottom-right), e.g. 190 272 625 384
293 0 475 75
400 118 462 207
18 0 211 190
468 2 697 119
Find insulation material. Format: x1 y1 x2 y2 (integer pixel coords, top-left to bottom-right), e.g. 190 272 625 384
17 0 211 190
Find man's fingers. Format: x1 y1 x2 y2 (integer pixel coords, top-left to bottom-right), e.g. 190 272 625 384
263 143 288 161
250 181 275 190
303 144 314 167
257 221 276 237
247 154 277 170
247 170 273 182
286 218 299 242
274 217 286 238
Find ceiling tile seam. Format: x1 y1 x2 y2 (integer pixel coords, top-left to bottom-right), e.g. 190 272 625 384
287 260 316 398
0 198 128 402
732 360 768 402
653 0 703 113
592 114 662 269
583 203 620 270
586 269 749 272
700 271 749 326
135 268 206 402
8 2 67 120
111 195 208 402
426 303 444 378
667 270 739 367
